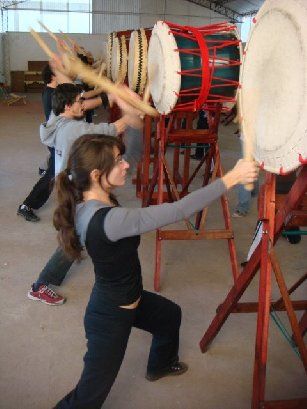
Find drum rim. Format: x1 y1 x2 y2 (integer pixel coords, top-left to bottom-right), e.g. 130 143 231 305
148 21 181 114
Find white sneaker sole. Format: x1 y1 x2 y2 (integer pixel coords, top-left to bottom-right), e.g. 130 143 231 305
27 292 65 306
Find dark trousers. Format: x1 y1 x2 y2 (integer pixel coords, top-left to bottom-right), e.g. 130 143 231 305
23 147 55 210
35 246 74 288
55 288 182 409
194 110 209 158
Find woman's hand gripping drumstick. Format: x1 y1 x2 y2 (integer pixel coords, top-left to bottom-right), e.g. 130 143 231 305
226 98 256 191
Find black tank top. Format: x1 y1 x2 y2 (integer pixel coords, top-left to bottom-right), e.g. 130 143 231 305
85 207 143 305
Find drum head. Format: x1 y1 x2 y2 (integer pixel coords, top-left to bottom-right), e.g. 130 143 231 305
111 35 127 83
128 28 148 95
148 21 181 114
239 0 307 174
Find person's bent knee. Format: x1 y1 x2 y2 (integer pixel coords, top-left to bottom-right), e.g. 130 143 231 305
170 302 182 329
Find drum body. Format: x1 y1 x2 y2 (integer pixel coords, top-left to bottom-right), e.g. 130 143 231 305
111 35 127 83
106 32 116 79
177 33 240 99
148 21 241 114
128 28 148 95
239 0 307 174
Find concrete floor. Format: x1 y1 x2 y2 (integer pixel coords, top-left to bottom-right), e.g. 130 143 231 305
0 94 306 409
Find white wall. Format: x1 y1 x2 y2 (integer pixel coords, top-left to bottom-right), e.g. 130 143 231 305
4 32 107 83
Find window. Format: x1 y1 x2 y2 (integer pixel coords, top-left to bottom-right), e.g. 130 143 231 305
240 16 253 43
3 0 92 33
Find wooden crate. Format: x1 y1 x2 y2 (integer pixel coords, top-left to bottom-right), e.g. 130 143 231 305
28 61 48 71
10 71 25 92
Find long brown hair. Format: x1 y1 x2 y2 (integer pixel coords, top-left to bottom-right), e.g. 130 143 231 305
53 134 125 261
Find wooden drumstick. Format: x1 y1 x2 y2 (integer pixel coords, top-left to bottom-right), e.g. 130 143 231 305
31 29 157 116
38 21 58 42
94 61 106 91
59 30 74 45
59 30 83 54
143 83 151 104
139 83 151 119
243 138 254 191
30 29 56 59
38 22 72 55
61 54 158 117
30 29 69 76
92 57 102 70
238 91 254 191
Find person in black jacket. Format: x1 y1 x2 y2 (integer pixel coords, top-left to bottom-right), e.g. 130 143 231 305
17 64 58 222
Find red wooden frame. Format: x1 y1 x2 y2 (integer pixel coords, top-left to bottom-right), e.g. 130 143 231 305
165 21 241 112
199 166 307 409
137 107 239 291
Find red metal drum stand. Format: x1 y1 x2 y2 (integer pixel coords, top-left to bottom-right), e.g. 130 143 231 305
199 166 307 409
138 106 240 291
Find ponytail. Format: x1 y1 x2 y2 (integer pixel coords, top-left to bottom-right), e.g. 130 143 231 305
53 170 83 261
53 133 126 260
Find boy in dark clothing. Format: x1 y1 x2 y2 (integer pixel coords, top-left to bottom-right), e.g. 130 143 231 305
17 64 58 222
17 67 104 222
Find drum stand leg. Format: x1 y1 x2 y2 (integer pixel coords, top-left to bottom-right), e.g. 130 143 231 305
298 311 307 338
215 144 239 282
155 115 167 291
152 108 239 291
136 115 155 205
199 168 307 408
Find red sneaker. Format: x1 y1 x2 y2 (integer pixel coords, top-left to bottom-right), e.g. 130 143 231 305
27 284 66 306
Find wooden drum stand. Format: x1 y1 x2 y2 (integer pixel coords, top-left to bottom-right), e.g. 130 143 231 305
199 166 307 409
137 106 240 291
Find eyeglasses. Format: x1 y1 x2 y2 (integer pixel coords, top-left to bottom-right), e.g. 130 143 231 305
114 154 125 165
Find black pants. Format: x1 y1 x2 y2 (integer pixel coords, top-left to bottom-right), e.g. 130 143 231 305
55 288 182 409
34 246 74 288
23 147 55 210
194 110 209 158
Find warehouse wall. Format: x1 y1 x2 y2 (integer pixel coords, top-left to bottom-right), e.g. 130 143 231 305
92 0 229 33
140 0 227 27
4 32 107 84
92 0 141 34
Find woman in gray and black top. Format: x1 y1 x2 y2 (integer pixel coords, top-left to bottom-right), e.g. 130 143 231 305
53 134 258 408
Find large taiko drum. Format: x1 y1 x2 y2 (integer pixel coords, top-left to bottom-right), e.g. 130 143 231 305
239 0 307 174
147 21 242 114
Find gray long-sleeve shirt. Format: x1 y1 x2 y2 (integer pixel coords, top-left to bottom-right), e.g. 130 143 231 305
76 178 227 246
40 113 118 176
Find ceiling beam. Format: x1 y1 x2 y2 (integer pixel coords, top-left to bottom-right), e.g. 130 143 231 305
214 0 232 4
185 0 243 22
0 1 27 10
240 9 258 17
